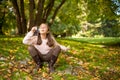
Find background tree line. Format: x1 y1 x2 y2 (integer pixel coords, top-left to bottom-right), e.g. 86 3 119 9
0 0 120 37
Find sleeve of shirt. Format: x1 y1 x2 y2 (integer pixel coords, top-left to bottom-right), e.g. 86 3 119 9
51 35 69 52
23 31 36 45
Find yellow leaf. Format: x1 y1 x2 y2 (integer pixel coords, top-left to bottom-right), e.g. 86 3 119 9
9 50 13 53
13 68 18 72
11 56 15 60
42 72 48 77
28 61 33 64
26 76 32 80
61 78 64 80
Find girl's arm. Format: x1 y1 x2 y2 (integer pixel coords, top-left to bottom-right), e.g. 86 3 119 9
59 44 70 52
23 31 34 45
23 27 37 45
52 35 69 52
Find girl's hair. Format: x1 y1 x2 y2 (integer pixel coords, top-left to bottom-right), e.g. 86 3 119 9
37 23 54 47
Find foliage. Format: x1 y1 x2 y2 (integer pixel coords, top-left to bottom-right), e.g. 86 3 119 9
0 0 16 35
111 0 120 15
1 0 120 37
0 36 120 80
98 19 120 37
51 0 120 37
51 0 81 37
74 0 120 37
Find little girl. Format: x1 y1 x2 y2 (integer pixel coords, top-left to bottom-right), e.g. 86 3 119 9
23 23 69 73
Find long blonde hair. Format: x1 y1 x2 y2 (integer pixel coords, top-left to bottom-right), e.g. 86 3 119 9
37 23 54 47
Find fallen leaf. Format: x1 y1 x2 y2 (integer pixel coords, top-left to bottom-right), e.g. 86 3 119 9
26 76 32 80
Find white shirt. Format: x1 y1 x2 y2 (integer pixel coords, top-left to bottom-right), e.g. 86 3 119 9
34 39 52 54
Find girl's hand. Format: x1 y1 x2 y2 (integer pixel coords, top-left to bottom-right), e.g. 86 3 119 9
60 45 70 52
31 26 37 32
65 47 70 52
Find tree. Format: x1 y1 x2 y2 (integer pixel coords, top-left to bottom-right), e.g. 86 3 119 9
76 0 120 37
51 0 82 37
3 0 120 36
10 0 66 35
11 0 26 35
0 0 7 34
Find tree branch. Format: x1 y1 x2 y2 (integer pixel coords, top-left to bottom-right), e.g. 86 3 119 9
35 0 45 26
49 0 66 26
43 0 55 21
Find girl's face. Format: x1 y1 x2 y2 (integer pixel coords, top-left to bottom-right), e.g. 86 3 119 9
39 24 49 34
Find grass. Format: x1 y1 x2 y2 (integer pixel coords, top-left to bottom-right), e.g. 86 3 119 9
0 36 120 80
65 37 120 46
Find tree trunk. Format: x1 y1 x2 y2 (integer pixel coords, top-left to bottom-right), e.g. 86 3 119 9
0 16 4 34
34 0 45 26
20 0 27 34
11 0 22 34
11 0 27 35
28 0 35 31
0 24 4 35
0 4 6 35
11 0 66 34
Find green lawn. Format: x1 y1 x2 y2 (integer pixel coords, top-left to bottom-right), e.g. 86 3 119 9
0 36 120 80
65 37 120 45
